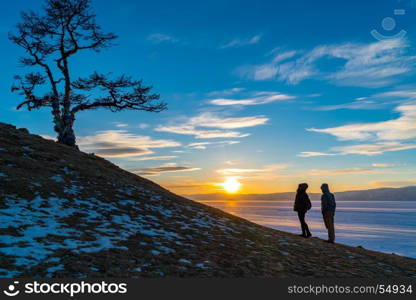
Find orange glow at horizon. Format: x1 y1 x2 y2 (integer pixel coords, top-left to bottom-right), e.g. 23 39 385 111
161 176 385 195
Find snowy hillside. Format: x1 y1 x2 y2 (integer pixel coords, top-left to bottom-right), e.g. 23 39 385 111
0 122 415 278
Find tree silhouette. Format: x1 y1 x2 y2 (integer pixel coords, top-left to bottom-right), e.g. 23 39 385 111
9 0 166 147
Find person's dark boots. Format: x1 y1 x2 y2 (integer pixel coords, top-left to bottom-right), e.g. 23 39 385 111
306 233 312 238
324 239 334 243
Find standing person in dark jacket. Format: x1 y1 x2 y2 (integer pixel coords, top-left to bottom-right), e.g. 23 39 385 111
293 183 312 238
321 183 336 243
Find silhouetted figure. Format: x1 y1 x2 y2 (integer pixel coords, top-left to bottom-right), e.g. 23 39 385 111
321 183 336 243
294 183 312 237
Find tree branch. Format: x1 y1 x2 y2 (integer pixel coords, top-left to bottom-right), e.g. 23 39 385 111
71 72 166 113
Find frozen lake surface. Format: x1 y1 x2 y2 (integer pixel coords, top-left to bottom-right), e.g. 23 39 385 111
199 199 416 258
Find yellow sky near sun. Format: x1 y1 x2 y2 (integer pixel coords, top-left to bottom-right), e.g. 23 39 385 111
159 162 416 194
160 176 398 195
131 159 416 195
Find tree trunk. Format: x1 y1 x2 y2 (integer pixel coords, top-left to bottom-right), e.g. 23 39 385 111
57 112 77 148
58 127 76 147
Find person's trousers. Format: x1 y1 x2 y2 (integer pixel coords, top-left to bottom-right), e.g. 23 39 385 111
323 211 335 242
297 211 311 236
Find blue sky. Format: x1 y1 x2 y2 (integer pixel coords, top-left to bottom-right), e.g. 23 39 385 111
1 0 416 193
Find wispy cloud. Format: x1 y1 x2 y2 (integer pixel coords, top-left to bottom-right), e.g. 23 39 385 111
239 39 416 87
189 113 268 129
162 180 218 194
147 33 179 44
209 91 294 106
156 126 249 139
308 168 374 176
313 88 416 111
217 164 286 179
332 142 416 155
78 130 180 158
187 141 240 150
376 89 416 99
220 34 262 49
300 142 416 157
302 103 416 156
206 88 245 97
297 151 336 157
187 142 210 150
138 123 150 130
308 104 416 141
314 100 384 111
125 155 177 161
269 50 298 62
113 122 128 128
131 163 200 176
156 112 268 139
372 163 395 168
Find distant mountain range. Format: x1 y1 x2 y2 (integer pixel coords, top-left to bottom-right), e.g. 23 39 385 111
186 186 416 202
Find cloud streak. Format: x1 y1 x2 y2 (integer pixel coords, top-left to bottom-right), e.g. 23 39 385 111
308 168 374 176
308 104 416 141
155 126 249 139
313 100 384 111
156 112 268 139
206 88 245 97
220 34 262 49
209 91 294 106
239 39 416 87
187 141 240 150
302 103 416 156
189 113 268 129
125 155 177 161
78 130 180 158
147 33 179 44
332 142 416 155
131 163 200 176
300 142 416 157
217 164 287 179
313 88 416 111
297 151 336 157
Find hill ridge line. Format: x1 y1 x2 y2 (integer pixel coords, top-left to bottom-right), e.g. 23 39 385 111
0 122 415 278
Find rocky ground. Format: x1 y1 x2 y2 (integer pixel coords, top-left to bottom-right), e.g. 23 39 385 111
0 122 415 278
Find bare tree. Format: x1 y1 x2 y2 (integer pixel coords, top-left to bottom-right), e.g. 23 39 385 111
9 0 166 147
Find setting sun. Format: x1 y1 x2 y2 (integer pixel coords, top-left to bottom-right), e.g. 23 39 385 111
222 178 242 193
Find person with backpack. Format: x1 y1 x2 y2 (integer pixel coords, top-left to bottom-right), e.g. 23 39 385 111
321 183 336 243
293 183 312 238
